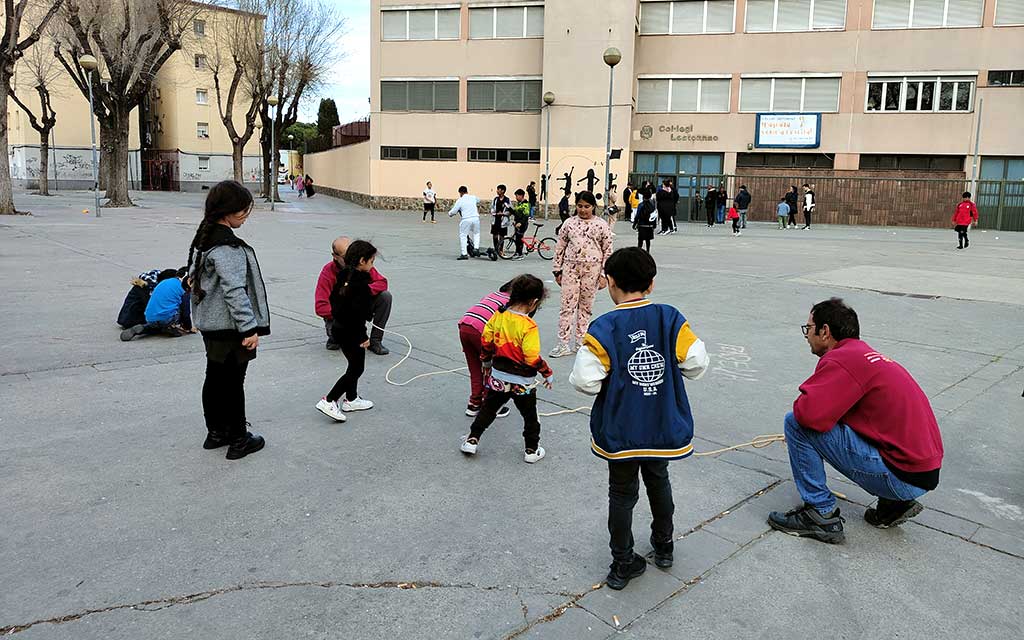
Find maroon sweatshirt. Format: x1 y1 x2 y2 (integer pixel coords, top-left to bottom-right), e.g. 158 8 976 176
315 261 387 320
794 339 943 474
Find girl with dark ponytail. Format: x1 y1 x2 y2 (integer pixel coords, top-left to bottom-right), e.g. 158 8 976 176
188 180 271 460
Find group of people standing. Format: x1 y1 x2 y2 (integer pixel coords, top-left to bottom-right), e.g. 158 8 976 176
443 181 540 260
288 173 316 198
775 184 815 230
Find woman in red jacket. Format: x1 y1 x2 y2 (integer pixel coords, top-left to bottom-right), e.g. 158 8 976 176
952 191 979 250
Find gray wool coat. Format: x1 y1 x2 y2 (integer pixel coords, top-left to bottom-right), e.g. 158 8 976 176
191 243 271 339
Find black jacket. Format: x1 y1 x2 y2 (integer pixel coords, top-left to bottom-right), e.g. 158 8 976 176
734 189 751 209
705 190 718 213
784 190 799 211
655 189 676 216
716 190 729 206
329 269 373 346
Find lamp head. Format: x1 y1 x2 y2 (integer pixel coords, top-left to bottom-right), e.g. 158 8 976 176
543 91 555 106
254 120 263 130
79 54 98 72
267 95 279 107
603 47 622 67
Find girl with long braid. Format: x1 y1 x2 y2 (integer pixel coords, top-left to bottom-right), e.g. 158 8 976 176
187 181 271 460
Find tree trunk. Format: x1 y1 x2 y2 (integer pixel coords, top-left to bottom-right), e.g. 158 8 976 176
0 74 17 214
104 106 133 207
37 130 50 196
99 118 114 192
232 139 244 183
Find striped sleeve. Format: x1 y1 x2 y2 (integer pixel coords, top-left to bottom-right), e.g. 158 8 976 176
675 321 709 380
570 333 611 395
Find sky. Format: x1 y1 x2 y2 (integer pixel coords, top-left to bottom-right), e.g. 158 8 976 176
300 0 371 124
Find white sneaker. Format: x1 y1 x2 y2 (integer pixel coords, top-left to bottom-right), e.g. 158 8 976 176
461 436 478 455
496 405 511 418
316 397 346 422
524 447 546 464
549 344 572 358
736 231 742 236
342 396 374 412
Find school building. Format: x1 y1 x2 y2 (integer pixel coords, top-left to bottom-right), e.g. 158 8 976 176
6 4 263 193
306 0 1024 229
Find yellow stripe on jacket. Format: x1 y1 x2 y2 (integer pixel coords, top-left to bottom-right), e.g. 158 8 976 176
675 321 710 380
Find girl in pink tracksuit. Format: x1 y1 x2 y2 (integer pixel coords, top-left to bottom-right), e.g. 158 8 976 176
549 191 614 357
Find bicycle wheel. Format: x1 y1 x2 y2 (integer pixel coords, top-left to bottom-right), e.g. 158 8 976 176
499 237 517 260
537 237 557 260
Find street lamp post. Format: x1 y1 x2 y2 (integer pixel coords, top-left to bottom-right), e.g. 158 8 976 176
288 133 295 177
79 54 100 218
602 47 621 218
254 119 263 189
268 95 279 211
543 91 555 220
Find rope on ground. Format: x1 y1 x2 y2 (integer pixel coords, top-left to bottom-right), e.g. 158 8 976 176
374 323 468 386
693 434 787 457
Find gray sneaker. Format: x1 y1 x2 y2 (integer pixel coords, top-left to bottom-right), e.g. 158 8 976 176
768 503 845 544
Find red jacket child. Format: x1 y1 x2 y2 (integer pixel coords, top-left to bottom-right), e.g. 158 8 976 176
726 207 739 220
952 200 978 226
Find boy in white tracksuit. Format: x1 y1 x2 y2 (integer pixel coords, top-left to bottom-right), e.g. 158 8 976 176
449 186 481 260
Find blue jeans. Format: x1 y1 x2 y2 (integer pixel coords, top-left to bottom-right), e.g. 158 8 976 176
716 204 725 223
783 412 927 515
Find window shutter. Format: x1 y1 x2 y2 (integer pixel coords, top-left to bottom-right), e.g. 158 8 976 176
382 11 406 40
408 10 435 39
802 78 840 112
495 81 523 110
381 82 407 111
945 0 984 26
496 7 523 37
470 8 493 38
408 82 433 110
699 79 730 111
911 0 944 27
434 82 459 111
468 81 494 110
772 78 803 110
526 6 544 36
638 79 670 111
705 0 735 32
670 79 699 111
873 0 911 28
996 0 1024 24
640 2 671 33
777 0 811 30
671 1 704 33
740 78 771 111
812 0 846 29
745 0 775 31
436 9 460 38
523 80 542 110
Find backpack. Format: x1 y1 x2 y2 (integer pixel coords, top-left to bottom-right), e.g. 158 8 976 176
629 190 641 209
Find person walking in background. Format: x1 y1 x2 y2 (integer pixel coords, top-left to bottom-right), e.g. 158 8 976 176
669 179 679 231
952 191 979 250
656 180 676 235
633 187 658 252
727 206 741 236
785 186 799 229
801 183 815 230
777 197 790 229
490 184 512 257
295 174 305 198
734 185 752 229
527 181 538 219
716 183 729 225
448 186 481 260
187 180 270 460
423 180 437 223
704 184 717 228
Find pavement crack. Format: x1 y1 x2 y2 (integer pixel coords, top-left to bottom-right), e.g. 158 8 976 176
501 584 603 640
675 479 785 540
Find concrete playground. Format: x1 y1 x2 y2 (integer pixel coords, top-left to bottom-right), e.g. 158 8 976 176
1 188 1022 639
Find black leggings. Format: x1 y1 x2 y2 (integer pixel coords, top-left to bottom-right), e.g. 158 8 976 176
955 224 969 248
492 233 504 254
203 357 249 436
787 210 797 226
638 237 650 252
732 218 740 233
706 209 715 226
803 211 811 228
469 387 541 451
514 232 525 255
326 341 366 402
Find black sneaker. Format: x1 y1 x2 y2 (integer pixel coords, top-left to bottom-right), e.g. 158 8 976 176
651 539 673 569
457 255 469 261
768 504 845 544
226 432 265 460
606 553 646 590
864 498 923 529
120 324 145 342
326 340 341 351
203 431 232 450
496 405 511 419
368 342 389 356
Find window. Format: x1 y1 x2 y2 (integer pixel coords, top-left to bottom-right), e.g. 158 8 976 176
196 122 209 139
381 8 460 41
637 78 731 112
980 156 1024 181
638 1 736 34
866 76 974 112
196 89 208 105
469 148 541 163
744 0 846 32
989 70 1024 86
198 156 210 171
467 79 542 112
193 20 206 36
470 5 544 38
194 54 207 70
739 77 840 112
859 155 964 171
380 146 457 161
996 0 1024 24
380 81 459 112
737 153 834 168
872 0 983 28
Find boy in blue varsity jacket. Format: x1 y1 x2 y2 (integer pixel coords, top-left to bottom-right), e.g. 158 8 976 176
569 247 709 590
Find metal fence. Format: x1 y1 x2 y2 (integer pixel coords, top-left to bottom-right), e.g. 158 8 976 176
627 173 1024 232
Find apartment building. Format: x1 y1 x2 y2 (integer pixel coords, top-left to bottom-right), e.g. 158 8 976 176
307 0 1023 226
6 4 263 192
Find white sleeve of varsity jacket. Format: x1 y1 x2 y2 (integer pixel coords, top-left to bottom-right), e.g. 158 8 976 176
569 343 609 396
679 338 710 380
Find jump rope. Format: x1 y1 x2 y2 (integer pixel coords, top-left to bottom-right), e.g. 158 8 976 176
369 322 789 458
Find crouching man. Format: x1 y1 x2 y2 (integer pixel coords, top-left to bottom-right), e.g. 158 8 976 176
768 298 944 543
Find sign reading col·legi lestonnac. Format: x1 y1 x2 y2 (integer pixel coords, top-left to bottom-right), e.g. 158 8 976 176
755 113 821 149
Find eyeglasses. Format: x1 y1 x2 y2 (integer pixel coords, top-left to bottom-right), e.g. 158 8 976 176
801 324 816 336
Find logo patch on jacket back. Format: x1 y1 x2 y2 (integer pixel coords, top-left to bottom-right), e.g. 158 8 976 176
627 330 665 396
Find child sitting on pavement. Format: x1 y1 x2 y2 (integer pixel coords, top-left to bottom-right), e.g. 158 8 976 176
569 247 709 590
120 270 195 341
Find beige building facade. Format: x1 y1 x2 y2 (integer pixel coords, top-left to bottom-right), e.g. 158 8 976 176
307 0 1024 224
6 5 263 192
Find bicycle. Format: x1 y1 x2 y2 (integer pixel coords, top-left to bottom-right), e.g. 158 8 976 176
500 222 557 260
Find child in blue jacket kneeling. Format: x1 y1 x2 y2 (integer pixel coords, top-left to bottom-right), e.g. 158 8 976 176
569 247 709 590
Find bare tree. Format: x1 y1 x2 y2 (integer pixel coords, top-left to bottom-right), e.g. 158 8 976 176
9 41 61 195
54 0 206 207
0 0 65 214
